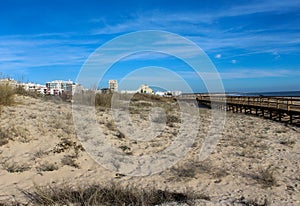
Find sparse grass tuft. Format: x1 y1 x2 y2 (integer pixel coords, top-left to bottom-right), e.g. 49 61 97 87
173 160 230 179
116 131 125 139
235 196 269 206
106 120 117 131
52 138 84 154
33 149 48 159
119 145 132 154
22 183 204 205
61 155 79 168
167 114 180 124
252 166 277 188
2 161 31 173
173 167 197 178
37 162 59 172
279 139 295 147
0 128 10 146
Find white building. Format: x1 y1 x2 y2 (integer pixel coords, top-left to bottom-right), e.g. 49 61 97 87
155 91 165 96
138 84 154 94
155 90 182 97
22 82 45 91
108 80 118 92
120 90 138 94
45 80 76 95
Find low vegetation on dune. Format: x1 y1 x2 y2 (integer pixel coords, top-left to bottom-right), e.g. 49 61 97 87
0 83 15 106
75 91 177 108
0 82 45 108
0 83 16 146
15 183 204 206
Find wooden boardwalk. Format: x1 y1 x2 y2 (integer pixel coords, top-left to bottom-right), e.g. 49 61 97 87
195 95 300 126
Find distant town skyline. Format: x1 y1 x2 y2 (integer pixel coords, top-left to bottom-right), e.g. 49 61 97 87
0 0 300 93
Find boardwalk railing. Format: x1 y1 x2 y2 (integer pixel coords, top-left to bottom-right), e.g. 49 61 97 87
195 95 300 126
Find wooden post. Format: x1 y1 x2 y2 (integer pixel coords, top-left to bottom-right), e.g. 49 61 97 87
260 97 262 106
279 112 281 121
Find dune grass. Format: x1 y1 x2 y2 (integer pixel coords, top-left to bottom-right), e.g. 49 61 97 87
19 183 206 206
0 83 15 106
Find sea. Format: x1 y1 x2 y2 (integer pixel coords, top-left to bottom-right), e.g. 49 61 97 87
226 91 300 97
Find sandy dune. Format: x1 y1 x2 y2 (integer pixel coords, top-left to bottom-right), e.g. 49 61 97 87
0 95 299 205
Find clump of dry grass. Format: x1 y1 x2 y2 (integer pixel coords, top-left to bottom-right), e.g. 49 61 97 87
95 93 113 108
172 161 229 180
167 114 180 124
2 161 31 173
21 183 205 206
61 155 79 168
0 128 10 146
37 162 59 172
52 137 84 154
279 139 296 147
0 83 15 106
251 166 277 188
106 120 117 131
234 196 269 206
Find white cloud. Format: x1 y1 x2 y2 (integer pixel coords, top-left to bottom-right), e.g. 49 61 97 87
272 51 281 59
215 54 222 59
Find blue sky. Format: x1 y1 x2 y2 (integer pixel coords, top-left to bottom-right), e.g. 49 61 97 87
0 0 300 92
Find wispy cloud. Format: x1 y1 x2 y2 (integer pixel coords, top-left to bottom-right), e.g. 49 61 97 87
0 34 99 72
221 0 300 17
219 69 300 79
93 0 300 34
91 1 300 58
178 68 300 80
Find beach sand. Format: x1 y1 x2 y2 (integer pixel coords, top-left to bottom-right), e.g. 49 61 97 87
0 95 299 205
